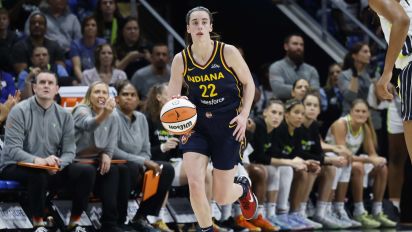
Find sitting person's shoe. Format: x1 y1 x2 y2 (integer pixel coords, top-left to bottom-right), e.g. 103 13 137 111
34 226 48 232
130 217 161 232
152 219 173 232
235 175 258 220
354 212 381 229
249 214 279 231
66 224 88 232
373 212 397 228
235 215 261 232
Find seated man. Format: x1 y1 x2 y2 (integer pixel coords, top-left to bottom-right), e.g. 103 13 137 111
0 71 95 232
18 46 69 99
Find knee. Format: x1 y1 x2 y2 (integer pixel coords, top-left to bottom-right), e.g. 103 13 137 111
294 169 307 180
28 170 48 186
187 177 206 196
351 163 364 177
248 165 268 182
378 165 388 177
323 166 336 177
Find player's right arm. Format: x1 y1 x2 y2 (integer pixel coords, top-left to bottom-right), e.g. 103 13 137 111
167 53 185 99
369 0 410 100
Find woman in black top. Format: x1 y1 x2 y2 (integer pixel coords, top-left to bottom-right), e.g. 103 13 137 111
115 16 151 78
300 92 348 228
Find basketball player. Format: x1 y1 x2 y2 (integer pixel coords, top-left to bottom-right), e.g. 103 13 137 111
167 6 257 232
371 1 412 161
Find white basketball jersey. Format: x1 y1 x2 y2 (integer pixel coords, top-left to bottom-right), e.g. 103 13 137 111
379 0 412 69
325 115 364 155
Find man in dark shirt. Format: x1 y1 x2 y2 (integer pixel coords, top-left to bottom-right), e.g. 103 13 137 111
11 12 65 74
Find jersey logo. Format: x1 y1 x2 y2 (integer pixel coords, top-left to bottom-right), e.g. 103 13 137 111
211 64 220 69
188 67 195 71
181 130 194 144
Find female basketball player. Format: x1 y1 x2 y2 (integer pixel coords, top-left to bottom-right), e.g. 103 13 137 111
167 6 257 232
326 99 396 228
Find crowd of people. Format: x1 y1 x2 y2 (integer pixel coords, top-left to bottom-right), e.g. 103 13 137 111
0 1 409 232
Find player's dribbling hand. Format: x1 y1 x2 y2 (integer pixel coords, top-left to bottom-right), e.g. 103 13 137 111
376 72 393 100
230 113 248 142
99 153 111 175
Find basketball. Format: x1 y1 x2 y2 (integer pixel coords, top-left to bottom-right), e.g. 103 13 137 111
160 98 197 135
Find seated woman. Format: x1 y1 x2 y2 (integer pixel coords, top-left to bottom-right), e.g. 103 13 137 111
291 78 310 101
262 99 310 230
326 99 396 228
69 15 106 83
72 81 124 232
81 44 127 86
113 80 174 232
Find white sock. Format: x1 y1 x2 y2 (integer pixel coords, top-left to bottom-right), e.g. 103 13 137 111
353 202 366 216
372 202 383 216
266 202 277 218
234 203 242 217
278 166 293 211
392 201 400 212
300 202 307 217
316 201 327 218
333 202 345 213
221 204 232 221
326 202 332 214
257 204 265 217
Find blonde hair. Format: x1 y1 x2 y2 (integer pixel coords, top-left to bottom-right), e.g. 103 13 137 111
80 81 109 107
350 99 377 148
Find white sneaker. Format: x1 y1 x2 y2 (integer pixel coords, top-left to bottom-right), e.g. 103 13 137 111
335 210 362 228
313 214 341 229
300 214 323 229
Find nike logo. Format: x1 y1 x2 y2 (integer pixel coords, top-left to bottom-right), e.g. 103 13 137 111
247 193 254 203
188 67 195 71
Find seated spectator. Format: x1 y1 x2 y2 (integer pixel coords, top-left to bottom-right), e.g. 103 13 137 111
11 12 65 74
131 43 170 100
24 0 82 52
82 43 127 86
269 33 320 101
70 15 106 83
0 70 16 103
18 46 69 99
0 91 20 135
1 0 41 32
115 16 151 78
68 0 98 22
319 63 343 138
0 8 19 73
337 42 384 146
95 0 123 44
291 78 310 101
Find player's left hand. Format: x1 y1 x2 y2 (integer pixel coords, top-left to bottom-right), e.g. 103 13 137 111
230 113 248 142
376 72 393 100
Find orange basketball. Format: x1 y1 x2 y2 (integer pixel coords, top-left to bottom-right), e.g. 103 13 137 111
160 98 197 135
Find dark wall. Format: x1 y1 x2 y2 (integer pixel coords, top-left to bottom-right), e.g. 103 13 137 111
140 0 336 86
